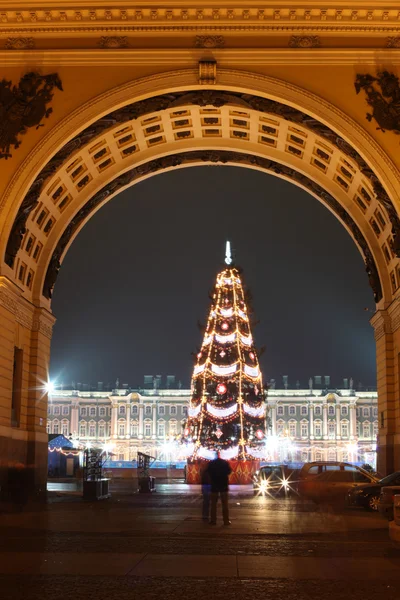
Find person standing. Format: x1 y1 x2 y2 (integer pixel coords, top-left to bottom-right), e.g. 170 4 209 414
206 453 232 525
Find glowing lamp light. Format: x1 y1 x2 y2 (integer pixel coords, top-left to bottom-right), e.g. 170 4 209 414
184 427 190 436
221 322 229 331
255 429 264 440
197 352 202 358
45 381 55 394
249 352 255 360
217 383 227 395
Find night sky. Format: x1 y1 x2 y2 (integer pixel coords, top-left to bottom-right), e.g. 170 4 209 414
50 166 376 390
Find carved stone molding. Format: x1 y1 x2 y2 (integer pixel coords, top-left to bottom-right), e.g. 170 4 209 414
4 87 394 301
42 149 382 303
289 35 321 48
0 6 400 30
198 61 217 84
4 37 35 49
98 36 129 49
195 35 225 49
386 37 400 48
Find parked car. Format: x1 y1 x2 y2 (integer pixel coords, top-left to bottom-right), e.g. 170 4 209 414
298 464 378 505
378 485 400 519
253 465 298 496
299 461 363 481
389 495 400 547
347 471 400 512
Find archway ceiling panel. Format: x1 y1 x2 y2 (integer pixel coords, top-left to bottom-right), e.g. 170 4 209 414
4 89 398 306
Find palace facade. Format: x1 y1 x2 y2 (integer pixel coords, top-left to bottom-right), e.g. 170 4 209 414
47 387 378 466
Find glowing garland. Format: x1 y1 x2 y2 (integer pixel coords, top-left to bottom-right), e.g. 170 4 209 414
243 403 266 418
194 363 206 375
246 446 267 459
244 364 259 378
197 446 217 460
211 363 238 376
206 402 238 418
215 332 236 344
220 445 239 460
188 404 201 417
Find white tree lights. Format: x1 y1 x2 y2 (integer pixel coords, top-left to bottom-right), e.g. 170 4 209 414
182 256 267 461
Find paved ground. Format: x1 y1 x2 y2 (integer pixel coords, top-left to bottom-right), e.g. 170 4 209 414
1 480 399 600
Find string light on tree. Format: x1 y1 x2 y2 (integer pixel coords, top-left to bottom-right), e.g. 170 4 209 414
182 241 267 462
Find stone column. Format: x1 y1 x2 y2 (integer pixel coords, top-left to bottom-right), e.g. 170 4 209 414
270 402 276 436
126 402 131 437
111 400 118 437
371 309 397 474
0 278 55 502
336 404 341 438
323 404 328 439
138 396 144 438
153 401 157 436
309 403 314 439
350 403 356 439
70 400 79 435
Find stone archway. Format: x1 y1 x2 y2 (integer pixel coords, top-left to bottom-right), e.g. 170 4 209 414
1 69 399 498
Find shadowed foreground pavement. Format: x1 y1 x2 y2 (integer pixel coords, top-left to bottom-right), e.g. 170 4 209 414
1 482 399 599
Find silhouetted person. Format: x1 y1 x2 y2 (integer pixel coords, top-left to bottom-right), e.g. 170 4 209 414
201 466 211 520
207 453 232 525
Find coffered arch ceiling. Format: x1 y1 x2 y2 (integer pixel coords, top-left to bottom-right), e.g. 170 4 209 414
1 71 399 309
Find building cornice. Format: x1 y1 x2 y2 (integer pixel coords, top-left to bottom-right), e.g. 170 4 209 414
0 3 400 36
1 47 400 66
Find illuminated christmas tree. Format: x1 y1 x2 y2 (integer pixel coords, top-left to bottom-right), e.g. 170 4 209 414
183 242 267 463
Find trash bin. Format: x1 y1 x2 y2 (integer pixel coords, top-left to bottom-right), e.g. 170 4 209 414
138 476 156 493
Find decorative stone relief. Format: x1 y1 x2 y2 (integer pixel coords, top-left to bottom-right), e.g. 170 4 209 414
195 35 225 48
98 36 129 49
4 37 35 49
6 88 396 298
355 71 400 135
198 61 217 85
386 37 400 48
0 71 62 161
289 36 321 48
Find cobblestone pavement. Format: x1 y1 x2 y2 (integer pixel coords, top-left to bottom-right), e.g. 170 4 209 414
1 485 399 600
1 575 400 600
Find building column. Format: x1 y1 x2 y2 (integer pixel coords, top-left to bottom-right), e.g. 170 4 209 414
371 309 397 474
126 402 131 437
309 403 314 439
336 404 341 438
349 403 356 439
270 402 276 436
152 402 157 436
138 396 144 438
70 401 79 435
0 278 55 502
111 400 118 437
323 404 328 439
